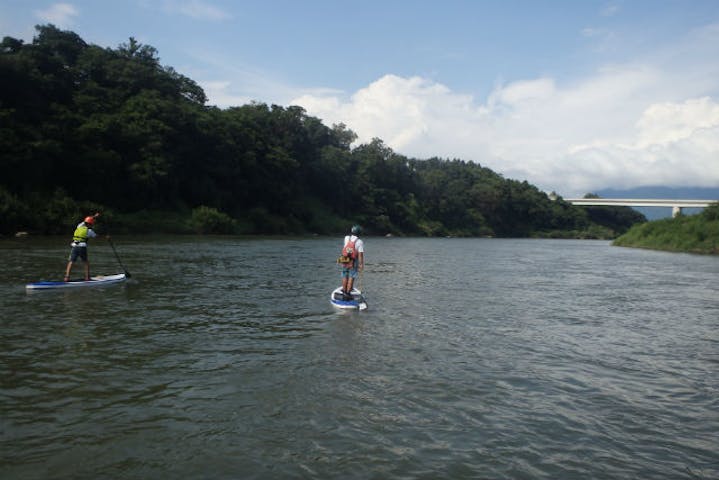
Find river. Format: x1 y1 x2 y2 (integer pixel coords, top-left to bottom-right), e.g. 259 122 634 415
1 236 717 479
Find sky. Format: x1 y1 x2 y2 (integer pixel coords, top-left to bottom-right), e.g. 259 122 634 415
3 0 719 197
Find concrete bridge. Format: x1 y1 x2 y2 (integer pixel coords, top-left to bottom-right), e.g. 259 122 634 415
565 198 717 218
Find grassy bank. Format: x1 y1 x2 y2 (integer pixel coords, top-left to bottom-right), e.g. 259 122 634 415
613 204 719 254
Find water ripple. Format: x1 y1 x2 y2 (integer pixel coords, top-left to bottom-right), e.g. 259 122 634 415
1 237 718 479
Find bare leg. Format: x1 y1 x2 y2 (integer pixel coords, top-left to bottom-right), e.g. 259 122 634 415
84 261 90 281
64 261 73 281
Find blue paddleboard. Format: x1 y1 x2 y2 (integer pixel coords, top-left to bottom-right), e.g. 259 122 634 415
330 286 368 310
26 273 127 290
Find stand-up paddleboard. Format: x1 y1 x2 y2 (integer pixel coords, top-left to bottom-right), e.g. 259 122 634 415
330 286 367 310
26 273 127 290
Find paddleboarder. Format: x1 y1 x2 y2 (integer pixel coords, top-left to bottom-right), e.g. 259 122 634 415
64 213 101 281
338 224 364 300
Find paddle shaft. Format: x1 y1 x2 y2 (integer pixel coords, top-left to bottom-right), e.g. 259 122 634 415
107 237 131 278
358 269 368 310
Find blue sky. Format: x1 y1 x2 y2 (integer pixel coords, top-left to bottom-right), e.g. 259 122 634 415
3 0 719 196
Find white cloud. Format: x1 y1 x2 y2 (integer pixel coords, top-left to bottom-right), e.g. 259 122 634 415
581 27 605 38
488 77 555 106
161 0 231 21
600 3 620 17
34 3 79 28
199 81 252 109
290 25 719 197
189 46 343 109
294 75 481 153
635 97 719 148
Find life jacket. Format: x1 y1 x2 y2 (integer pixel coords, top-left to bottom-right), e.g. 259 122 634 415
337 237 358 267
72 224 89 244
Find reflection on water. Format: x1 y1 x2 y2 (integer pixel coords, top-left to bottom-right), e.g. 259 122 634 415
1 237 718 479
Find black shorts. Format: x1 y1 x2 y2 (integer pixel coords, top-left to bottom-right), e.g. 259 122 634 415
69 245 88 262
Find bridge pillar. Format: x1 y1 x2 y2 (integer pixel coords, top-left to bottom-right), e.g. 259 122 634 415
672 206 683 218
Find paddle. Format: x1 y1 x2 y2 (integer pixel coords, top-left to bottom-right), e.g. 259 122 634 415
107 236 131 278
357 268 367 310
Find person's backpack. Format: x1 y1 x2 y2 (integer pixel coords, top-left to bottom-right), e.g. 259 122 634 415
337 238 357 267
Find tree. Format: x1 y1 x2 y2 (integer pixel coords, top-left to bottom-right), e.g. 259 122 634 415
0 26 645 238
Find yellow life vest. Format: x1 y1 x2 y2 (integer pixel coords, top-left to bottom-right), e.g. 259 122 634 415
72 224 89 243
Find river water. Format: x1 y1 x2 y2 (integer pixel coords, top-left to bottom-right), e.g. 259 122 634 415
1 236 717 479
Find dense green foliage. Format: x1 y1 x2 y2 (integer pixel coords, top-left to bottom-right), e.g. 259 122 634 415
1 25 644 237
613 203 719 254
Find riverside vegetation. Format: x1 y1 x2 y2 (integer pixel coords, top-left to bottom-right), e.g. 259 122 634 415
1 25 645 238
613 203 719 255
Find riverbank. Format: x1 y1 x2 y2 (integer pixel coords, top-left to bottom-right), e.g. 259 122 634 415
613 203 719 254
3 207 627 240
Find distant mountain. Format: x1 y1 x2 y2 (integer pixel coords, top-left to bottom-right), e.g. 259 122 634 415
595 186 719 219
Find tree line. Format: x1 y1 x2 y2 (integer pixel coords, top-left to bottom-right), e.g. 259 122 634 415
0 25 645 237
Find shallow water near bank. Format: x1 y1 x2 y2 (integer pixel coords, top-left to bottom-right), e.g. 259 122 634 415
1 236 718 479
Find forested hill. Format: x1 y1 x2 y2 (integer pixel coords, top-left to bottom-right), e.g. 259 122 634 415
0 25 645 237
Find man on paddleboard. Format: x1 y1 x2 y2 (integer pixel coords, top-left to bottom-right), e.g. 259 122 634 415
64 213 100 281
339 224 364 300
